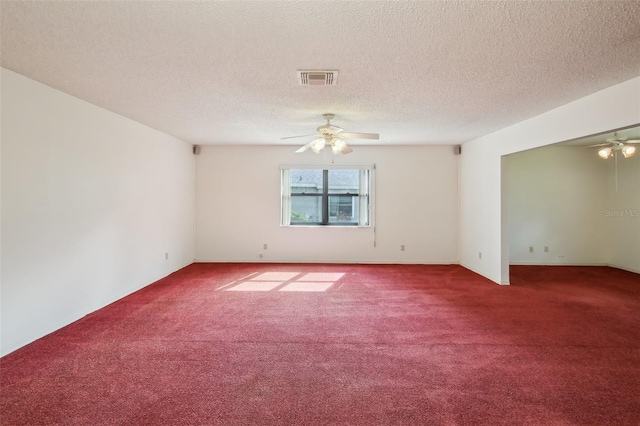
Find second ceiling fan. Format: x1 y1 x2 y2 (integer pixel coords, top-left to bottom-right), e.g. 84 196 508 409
589 132 639 159
282 113 379 155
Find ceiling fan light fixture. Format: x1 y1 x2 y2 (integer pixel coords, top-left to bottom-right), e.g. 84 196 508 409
598 147 612 159
287 113 379 155
330 138 346 154
621 145 636 158
310 138 325 154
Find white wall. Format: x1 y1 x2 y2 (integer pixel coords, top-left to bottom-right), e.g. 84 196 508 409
507 146 608 265
196 145 458 264
460 76 640 284
1 69 196 356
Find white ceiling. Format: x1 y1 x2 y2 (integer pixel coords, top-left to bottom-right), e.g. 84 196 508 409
2 1 640 147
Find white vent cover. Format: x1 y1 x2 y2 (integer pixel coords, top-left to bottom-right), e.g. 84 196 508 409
297 70 338 86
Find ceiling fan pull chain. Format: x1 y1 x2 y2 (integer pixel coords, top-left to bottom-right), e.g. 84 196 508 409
615 150 618 193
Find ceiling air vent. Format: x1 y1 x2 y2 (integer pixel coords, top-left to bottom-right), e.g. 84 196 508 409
297 70 338 86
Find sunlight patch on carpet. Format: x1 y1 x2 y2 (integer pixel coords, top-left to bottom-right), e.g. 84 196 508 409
222 271 345 292
225 281 283 291
279 282 334 292
252 272 300 281
297 272 345 282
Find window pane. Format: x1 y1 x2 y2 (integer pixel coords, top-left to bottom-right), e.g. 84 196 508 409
282 168 371 227
327 169 359 194
290 169 323 194
329 195 358 223
291 195 322 223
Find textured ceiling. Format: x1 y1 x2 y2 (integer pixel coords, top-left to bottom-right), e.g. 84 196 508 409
2 1 640 147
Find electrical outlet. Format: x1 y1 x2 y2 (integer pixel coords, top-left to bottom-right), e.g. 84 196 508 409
478 252 482 259
400 244 405 251
259 253 263 258
165 252 169 260
529 246 534 253
544 246 549 252
263 243 268 250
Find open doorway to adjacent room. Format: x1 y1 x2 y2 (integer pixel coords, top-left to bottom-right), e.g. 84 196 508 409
505 125 640 276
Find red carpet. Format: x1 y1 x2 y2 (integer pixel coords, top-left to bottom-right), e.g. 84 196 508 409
1 264 639 425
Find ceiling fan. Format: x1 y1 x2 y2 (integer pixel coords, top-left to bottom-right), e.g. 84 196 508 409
282 113 379 155
589 132 639 159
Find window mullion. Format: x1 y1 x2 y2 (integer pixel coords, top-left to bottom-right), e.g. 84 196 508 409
322 170 329 224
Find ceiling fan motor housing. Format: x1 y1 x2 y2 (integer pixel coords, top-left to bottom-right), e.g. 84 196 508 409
318 125 343 135
317 113 342 135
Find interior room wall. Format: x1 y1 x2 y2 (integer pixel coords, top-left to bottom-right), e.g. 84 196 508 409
507 146 608 265
603 151 640 273
1 69 196 356
195 145 459 264
460 76 640 284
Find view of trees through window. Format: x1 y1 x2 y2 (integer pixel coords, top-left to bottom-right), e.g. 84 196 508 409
287 169 369 226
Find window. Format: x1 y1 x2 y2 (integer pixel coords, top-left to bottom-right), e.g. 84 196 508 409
281 167 372 226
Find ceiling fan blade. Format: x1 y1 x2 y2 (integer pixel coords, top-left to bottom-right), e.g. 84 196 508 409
281 134 317 140
586 143 610 147
625 139 640 144
339 132 379 140
295 140 315 153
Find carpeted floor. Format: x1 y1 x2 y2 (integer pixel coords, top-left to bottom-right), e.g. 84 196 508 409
1 264 639 425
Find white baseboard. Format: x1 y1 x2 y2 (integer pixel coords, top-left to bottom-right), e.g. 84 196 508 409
606 263 640 274
194 258 460 265
509 261 607 266
509 262 639 275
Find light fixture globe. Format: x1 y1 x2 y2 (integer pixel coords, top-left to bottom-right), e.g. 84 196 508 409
598 147 612 159
310 138 325 154
621 145 636 159
330 138 346 154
